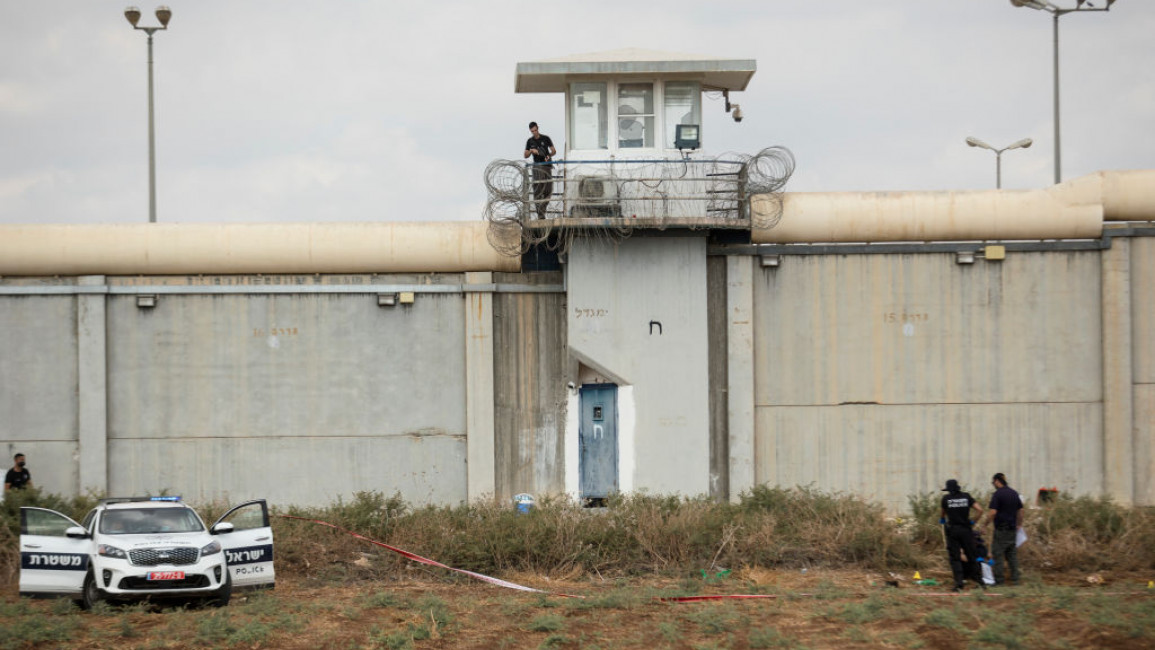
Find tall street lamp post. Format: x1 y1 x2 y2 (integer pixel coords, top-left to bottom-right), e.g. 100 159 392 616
1009 0 1116 185
124 6 172 223
966 137 1033 189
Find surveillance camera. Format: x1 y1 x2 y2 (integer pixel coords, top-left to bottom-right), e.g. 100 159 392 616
732 105 743 123
566 381 576 390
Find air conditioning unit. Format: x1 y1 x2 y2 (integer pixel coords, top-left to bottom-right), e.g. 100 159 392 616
571 176 622 218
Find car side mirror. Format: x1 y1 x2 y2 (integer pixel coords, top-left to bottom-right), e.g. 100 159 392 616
210 522 235 535
65 526 90 539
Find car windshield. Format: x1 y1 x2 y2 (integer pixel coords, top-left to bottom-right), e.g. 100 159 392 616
99 507 204 535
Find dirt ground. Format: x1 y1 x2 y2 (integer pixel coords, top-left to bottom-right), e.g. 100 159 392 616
4 566 1155 649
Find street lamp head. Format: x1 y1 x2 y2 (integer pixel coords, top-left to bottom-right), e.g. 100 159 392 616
966 136 993 151
124 6 141 26
1009 0 1051 10
155 6 172 27
1010 138 1034 150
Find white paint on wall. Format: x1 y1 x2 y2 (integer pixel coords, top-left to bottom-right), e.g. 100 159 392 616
618 385 636 494
565 389 580 499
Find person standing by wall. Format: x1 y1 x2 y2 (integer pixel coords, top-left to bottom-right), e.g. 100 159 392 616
4 452 32 491
940 478 984 592
983 472 1024 585
523 122 556 219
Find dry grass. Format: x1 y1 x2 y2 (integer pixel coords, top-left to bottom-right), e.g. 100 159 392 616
3 571 1155 650
5 486 1155 585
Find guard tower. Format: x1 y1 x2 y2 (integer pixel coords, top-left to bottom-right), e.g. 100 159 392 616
512 49 757 231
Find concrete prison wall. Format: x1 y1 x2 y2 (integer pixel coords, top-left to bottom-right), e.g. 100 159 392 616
722 232 1154 511
0 272 568 507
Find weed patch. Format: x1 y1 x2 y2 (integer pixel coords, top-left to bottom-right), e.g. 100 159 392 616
0 614 79 650
749 626 806 649
923 607 965 632
685 604 747 635
526 613 566 632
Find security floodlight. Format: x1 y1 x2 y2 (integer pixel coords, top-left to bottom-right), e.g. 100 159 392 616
124 6 141 26
155 6 172 27
675 124 700 150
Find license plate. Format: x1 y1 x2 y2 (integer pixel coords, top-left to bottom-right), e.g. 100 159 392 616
148 571 185 581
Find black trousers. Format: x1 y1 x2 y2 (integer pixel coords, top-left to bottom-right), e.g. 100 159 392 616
531 165 553 218
945 524 982 588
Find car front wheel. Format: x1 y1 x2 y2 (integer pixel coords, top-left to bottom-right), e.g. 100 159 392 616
206 572 232 608
82 572 106 610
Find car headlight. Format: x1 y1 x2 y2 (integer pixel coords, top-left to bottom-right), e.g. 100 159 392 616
200 540 222 557
97 544 127 559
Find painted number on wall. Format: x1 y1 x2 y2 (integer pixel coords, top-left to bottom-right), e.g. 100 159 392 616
881 313 929 324
253 327 299 337
574 309 609 319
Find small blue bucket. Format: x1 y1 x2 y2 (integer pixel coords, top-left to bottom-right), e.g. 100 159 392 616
513 493 535 515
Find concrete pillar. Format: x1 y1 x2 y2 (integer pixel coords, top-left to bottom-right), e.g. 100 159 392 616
726 256 756 502
464 272 495 501
77 275 108 494
1101 239 1134 504
1130 237 1154 505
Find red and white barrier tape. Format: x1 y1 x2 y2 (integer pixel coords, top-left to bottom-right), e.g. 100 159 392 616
279 515 583 598
658 594 785 602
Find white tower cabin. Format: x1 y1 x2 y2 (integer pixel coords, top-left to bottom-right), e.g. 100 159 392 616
513 49 756 232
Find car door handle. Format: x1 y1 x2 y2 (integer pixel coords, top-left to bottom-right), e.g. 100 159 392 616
254 536 270 541
24 544 42 549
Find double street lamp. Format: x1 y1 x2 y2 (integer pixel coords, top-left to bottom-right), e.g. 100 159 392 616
124 6 172 223
1009 0 1116 185
966 137 1033 189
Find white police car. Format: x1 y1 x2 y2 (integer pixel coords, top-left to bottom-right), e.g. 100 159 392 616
18 497 274 608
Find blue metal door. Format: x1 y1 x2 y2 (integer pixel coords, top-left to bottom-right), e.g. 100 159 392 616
579 384 618 499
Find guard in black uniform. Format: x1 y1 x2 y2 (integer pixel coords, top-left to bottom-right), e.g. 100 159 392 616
940 478 984 592
5 452 32 492
523 122 556 219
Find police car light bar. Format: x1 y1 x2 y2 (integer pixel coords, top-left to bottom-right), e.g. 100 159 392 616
99 495 183 504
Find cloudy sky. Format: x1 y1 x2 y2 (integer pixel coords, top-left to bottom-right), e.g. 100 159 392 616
1 1 1152 224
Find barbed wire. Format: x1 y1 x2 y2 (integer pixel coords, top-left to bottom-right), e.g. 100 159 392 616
746 147 795 229
482 146 794 257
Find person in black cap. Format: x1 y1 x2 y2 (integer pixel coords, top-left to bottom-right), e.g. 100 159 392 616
983 472 1023 585
940 478 985 592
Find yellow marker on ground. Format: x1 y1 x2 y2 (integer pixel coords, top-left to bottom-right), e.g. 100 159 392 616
914 571 922 580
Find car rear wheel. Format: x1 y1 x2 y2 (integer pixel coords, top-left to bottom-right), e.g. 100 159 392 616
82 572 105 610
